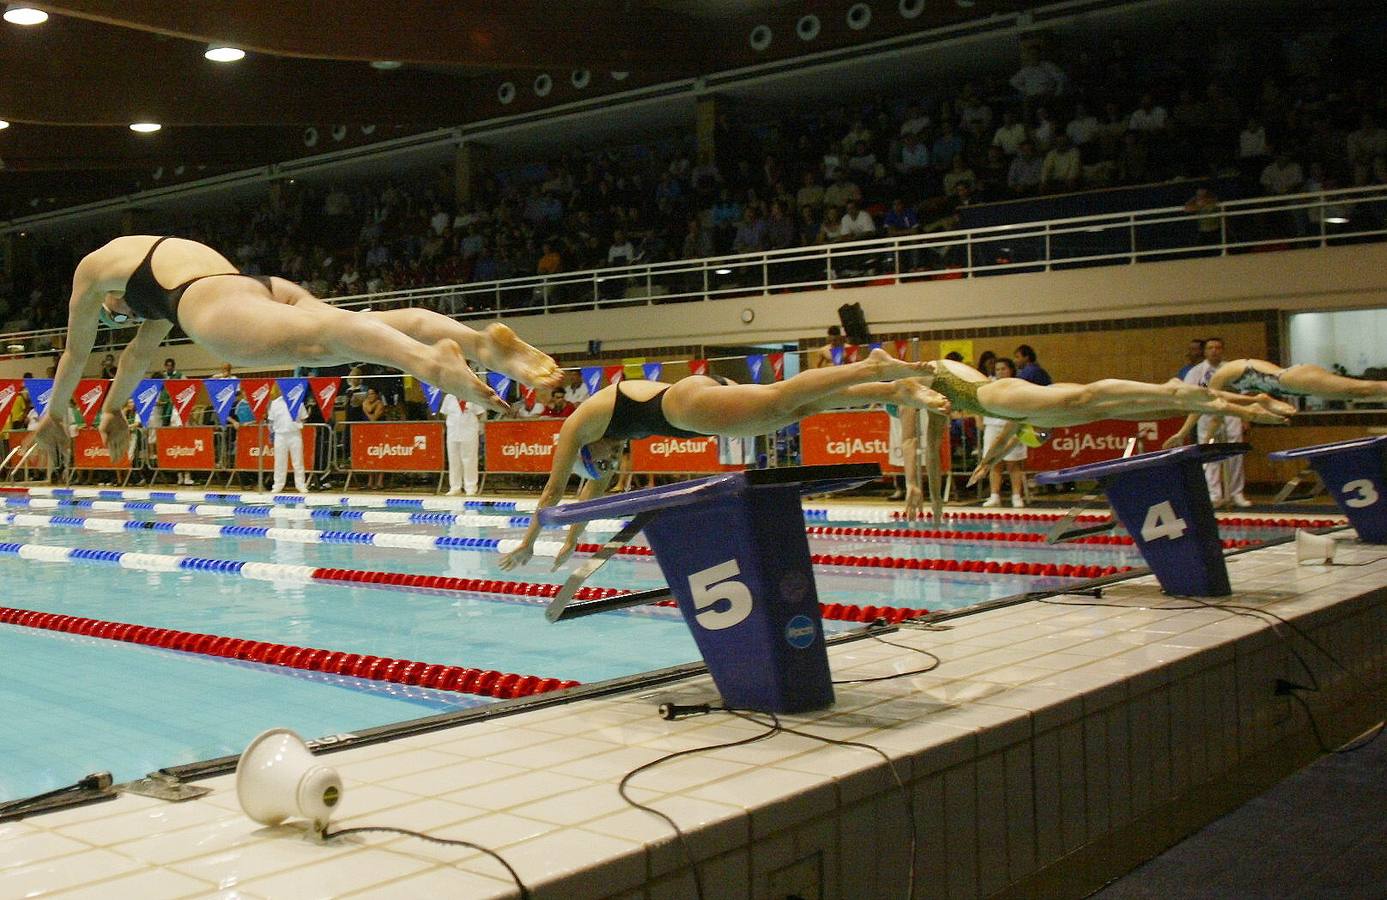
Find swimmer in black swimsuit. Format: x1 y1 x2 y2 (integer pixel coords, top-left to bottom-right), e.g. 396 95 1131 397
31 235 564 463
499 349 946 571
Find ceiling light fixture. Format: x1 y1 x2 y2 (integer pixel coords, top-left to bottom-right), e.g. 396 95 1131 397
370 60 402 71
3 6 48 25
1325 216 1349 224
129 122 162 133
0 119 9 130
204 45 245 63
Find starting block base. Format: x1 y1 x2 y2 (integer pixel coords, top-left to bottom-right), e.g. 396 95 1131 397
1270 436 1387 543
1035 443 1250 596
540 464 881 713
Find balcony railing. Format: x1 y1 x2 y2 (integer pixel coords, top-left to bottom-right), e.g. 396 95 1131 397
5 184 1385 359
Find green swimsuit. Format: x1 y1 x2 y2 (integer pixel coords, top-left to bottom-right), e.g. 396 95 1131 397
931 368 1029 422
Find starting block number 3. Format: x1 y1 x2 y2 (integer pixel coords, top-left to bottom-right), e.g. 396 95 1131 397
1140 500 1189 542
1342 479 1379 508
689 560 753 630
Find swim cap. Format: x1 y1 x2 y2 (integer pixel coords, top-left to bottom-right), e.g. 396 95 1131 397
98 307 129 328
572 445 611 480
1017 424 1051 448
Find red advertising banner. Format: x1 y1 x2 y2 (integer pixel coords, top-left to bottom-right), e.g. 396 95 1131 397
73 429 131 469
233 424 310 470
603 365 624 385
0 379 22 426
155 426 217 470
484 419 563 473
800 410 949 473
349 421 445 472
6 431 46 470
769 353 785 381
240 378 275 421
163 379 203 425
1024 418 1184 470
630 434 745 472
73 379 109 427
308 377 341 417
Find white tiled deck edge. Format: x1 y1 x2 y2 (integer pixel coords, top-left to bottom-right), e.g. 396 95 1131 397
4 530 1384 898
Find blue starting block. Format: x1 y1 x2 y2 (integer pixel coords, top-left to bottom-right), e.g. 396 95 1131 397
539 464 882 713
1035 443 1251 596
1269 436 1387 543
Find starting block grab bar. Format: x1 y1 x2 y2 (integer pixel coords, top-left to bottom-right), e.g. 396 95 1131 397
538 464 882 713
1270 436 1387 543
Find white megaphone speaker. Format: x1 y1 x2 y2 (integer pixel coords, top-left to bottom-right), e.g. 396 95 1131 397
236 728 342 834
1295 529 1337 565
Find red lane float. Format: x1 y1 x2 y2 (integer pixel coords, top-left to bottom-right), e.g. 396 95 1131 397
804 525 1264 550
892 510 1340 529
0 605 578 699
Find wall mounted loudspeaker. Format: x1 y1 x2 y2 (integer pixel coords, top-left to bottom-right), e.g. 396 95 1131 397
236 728 342 834
837 302 872 346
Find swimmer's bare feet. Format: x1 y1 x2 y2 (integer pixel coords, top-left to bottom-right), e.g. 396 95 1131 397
894 379 951 414
479 323 564 391
868 347 930 380
1251 392 1297 418
430 339 510 414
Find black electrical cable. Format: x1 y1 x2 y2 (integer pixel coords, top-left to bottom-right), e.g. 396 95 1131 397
322 826 529 898
832 633 942 685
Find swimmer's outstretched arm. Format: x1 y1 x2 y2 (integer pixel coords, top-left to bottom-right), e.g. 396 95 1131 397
966 421 1023 487
1162 414 1199 449
499 406 611 571
98 320 174 460
31 259 103 457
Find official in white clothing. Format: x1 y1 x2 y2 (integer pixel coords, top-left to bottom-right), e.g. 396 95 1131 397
268 394 309 493
1180 337 1249 507
442 393 483 496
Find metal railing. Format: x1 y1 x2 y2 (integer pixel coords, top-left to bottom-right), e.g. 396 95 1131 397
5 184 1385 358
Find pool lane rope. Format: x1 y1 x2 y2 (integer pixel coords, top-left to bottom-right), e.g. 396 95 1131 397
0 605 577 699
24 486 537 512
0 512 1132 582
0 538 930 624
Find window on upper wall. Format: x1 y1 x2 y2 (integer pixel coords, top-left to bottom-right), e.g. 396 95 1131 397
1288 308 1387 410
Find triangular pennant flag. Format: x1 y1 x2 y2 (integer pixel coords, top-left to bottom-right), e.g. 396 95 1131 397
769 353 785 381
275 378 309 420
603 364 624 385
829 345 844 366
204 378 241 426
747 354 765 383
518 384 537 410
894 339 910 360
486 372 513 399
869 342 882 355
73 379 110 427
163 379 203 425
642 362 663 382
0 379 23 426
581 366 603 397
688 358 708 376
240 378 275 421
308 377 341 417
844 344 860 363
132 379 163 427
23 379 53 418
420 381 445 415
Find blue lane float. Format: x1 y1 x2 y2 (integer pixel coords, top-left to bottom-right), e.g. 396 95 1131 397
1036 443 1251 597
1269 436 1387 543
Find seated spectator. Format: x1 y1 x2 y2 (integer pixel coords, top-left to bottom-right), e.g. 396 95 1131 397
958 85 993 137
931 122 965 171
846 141 878 182
1128 93 1168 133
841 119 873 154
681 216 714 259
732 205 769 253
796 171 825 212
1010 46 1066 100
942 155 977 197
977 145 1010 198
899 104 931 137
883 198 920 236
1066 102 1099 148
896 132 931 178
1040 135 1082 193
799 204 823 246
1096 100 1129 160
1238 116 1269 163
765 201 797 250
1184 186 1223 244
822 170 863 210
1007 141 1044 195
537 241 563 275
839 199 877 240
817 206 845 243
992 110 1028 156
607 229 637 266
1031 107 1057 152
1348 112 1387 186
1260 150 1304 195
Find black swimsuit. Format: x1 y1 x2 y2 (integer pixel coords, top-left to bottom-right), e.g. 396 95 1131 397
600 377 729 441
123 237 273 322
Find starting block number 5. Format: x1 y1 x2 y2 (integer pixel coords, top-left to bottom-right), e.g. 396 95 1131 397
1140 500 1189 542
1342 479 1380 508
689 559 753 630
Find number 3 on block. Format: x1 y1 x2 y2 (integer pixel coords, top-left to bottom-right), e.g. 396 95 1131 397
1140 500 1188 542
689 559 754 630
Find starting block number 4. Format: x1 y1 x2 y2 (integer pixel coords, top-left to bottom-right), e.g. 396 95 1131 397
1342 479 1379 508
1140 500 1189 543
689 559 753 631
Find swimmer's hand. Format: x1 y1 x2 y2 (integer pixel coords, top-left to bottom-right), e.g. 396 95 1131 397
1161 432 1187 451
28 413 70 460
965 460 989 488
903 483 924 518
98 410 131 462
498 542 533 571
926 395 952 417
550 532 581 571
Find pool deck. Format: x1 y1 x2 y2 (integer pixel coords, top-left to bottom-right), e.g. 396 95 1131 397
3 505 1385 898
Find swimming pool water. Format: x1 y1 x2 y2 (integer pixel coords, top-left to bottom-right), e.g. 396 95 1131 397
0 500 1302 804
